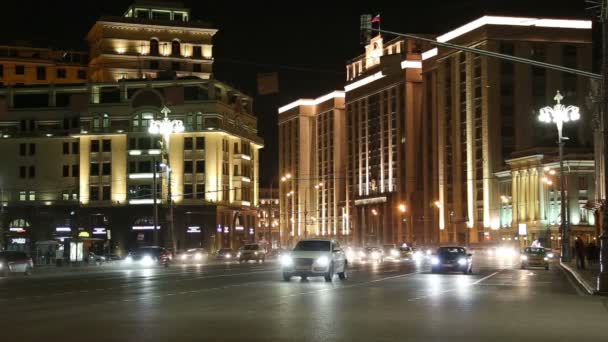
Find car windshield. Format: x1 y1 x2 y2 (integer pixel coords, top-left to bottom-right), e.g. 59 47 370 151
294 241 330 251
438 247 466 255
524 247 546 255
133 248 160 255
244 245 259 250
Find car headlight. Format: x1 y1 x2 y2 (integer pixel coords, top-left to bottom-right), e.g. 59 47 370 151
371 252 380 259
254 251 258 255
431 257 440 265
391 250 399 257
547 253 554 258
458 258 467 266
180 254 188 261
544 257 549 261
225 253 232 259
194 253 203 261
426 249 432 256
521 255 528 261
125 256 133 263
280 255 293 267
316 256 329 267
141 255 154 266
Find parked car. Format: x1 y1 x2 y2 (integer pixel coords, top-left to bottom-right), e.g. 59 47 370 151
239 244 267 263
0 251 34 276
124 246 171 267
431 246 473 274
280 239 348 282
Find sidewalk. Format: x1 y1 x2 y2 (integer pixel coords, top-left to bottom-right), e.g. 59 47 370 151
560 260 600 295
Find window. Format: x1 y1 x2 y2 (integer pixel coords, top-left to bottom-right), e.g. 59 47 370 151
56 68 66 79
20 120 26 131
102 139 111 152
77 70 86 80
129 138 137 150
138 161 151 173
28 166 35 178
196 160 205 173
171 40 181 56
222 162 229 175
184 184 193 199
19 191 26 201
90 186 99 201
63 165 70 177
102 186 111 201
19 166 26 178
184 137 193 150
28 191 36 201
63 142 69 154
150 60 159 69
90 162 99 176
193 64 201 72
174 12 185 21
171 62 180 71
192 46 202 58
196 137 205 150
234 142 239 154
150 39 159 56
102 162 111 175
15 65 24 75
196 184 204 199
62 191 70 201
29 143 36 155
72 164 79 177
29 120 35 131
184 160 193 173
0 64 3 77
19 143 26 156
234 164 239 176
72 142 79 154
579 176 588 190
91 140 100 152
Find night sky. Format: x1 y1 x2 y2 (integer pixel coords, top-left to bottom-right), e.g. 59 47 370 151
0 0 590 186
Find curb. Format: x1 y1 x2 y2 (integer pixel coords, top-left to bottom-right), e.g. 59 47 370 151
560 261 597 295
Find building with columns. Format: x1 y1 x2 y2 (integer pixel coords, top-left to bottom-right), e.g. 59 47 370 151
422 16 593 245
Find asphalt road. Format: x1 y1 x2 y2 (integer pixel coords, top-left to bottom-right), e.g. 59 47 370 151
1 256 607 342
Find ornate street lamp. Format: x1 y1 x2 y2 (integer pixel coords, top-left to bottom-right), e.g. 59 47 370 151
149 106 185 252
538 91 580 262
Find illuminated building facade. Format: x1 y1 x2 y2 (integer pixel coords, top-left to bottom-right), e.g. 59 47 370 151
423 16 593 244
0 79 262 254
278 92 346 246
0 45 88 86
258 187 280 247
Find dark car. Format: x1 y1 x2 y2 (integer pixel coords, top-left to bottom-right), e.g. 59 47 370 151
521 247 549 270
0 251 34 276
215 248 235 260
239 244 266 263
431 246 473 274
124 246 171 267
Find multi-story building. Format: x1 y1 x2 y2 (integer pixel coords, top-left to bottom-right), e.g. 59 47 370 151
345 35 433 247
87 1 216 82
258 187 279 247
0 45 88 86
422 16 593 244
278 91 346 246
0 78 262 255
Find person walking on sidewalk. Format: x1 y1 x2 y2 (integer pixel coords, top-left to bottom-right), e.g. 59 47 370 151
574 236 586 270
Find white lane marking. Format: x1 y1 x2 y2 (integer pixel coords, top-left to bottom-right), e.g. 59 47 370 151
472 271 500 285
559 266 586 296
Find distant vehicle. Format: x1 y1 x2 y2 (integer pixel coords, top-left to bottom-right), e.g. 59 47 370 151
345 247 365 262
281 239 348 282
104 254 123 261
124 246 171 267
431 246 473 274
0 251 33 276
177 248 208 264
398 246 414 260
521 247 549 270
361 246 384 263
266 248 286 260
382 244 400 260
215 248 235 260
239 244 266 263
87 252 106 263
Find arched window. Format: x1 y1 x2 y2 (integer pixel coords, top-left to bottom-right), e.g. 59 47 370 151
171 40 181 57
150 39 159 56
93 113 110 132
132 112 156 131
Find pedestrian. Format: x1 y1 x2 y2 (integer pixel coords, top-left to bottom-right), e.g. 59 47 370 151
586 241 597 265
574 236 586 270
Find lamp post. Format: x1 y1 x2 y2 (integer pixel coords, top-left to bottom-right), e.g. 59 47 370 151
148 106 185 253
538 91 580 262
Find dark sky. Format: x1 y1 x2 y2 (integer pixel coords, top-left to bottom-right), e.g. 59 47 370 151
0 0 591 186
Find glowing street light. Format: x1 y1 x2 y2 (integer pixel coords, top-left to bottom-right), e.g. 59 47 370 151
398 204 407 213
434 201 442 209
538 91 579 263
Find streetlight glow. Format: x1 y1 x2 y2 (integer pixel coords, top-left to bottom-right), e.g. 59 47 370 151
538 91 580 139
398 204 407 213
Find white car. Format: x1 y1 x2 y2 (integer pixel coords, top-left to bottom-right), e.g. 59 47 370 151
281 239 348 282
